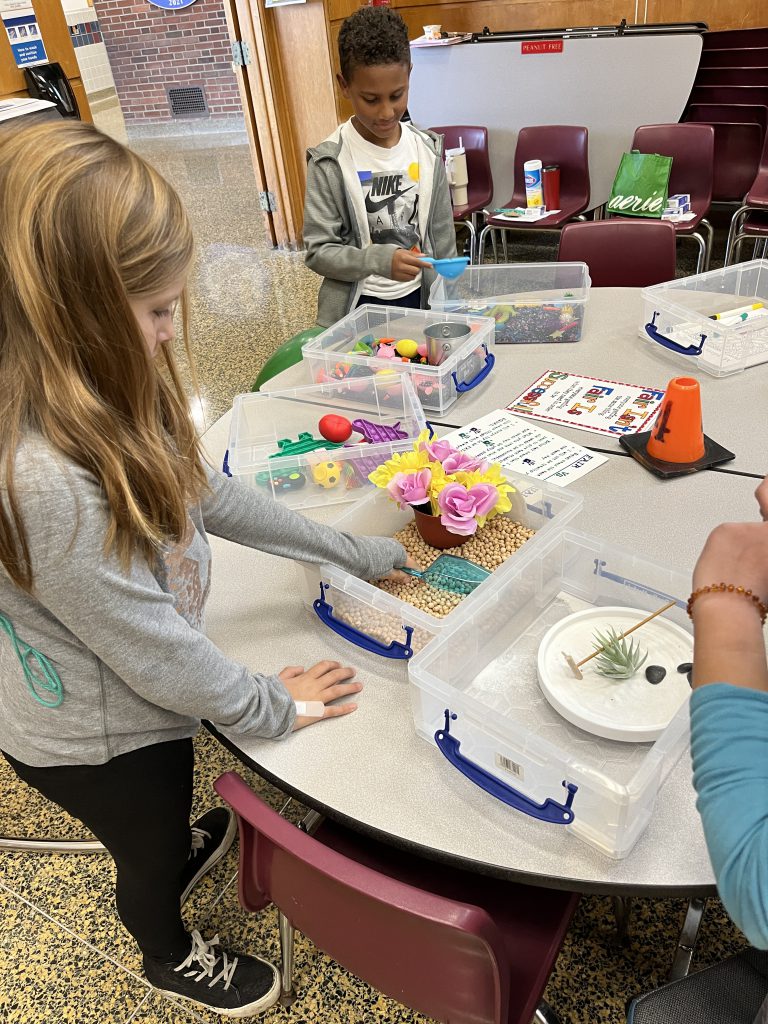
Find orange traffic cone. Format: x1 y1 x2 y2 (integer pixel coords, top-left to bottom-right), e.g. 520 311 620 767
645 376 705 464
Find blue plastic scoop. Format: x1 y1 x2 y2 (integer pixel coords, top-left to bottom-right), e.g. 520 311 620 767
419 256 470 280
400 553 490 596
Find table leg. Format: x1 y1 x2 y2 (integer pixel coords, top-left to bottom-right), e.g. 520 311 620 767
668 896 707 982
612 895 633 946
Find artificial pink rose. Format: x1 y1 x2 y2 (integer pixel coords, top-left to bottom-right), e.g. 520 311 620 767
386 469 432 509
420 437 458 463
441 451 489 475
437 482 500 535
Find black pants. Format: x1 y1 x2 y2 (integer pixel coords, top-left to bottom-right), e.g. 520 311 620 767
4 738 194 960
357 287 422 310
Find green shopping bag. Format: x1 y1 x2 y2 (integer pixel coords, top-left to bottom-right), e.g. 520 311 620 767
607 150 673 218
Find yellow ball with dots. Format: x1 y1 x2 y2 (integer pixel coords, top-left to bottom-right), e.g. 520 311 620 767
395 338 418 359
311 461 343 489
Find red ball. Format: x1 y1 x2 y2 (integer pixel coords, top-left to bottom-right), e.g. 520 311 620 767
318 414 353 443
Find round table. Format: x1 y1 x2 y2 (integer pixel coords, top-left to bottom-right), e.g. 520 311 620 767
202 287 767 897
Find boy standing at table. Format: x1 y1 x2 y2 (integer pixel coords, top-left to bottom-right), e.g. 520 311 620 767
304 5 456 327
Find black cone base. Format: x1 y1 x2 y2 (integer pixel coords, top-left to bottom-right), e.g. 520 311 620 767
619 431 735 478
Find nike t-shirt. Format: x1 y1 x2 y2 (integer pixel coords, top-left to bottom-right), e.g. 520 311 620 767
346 122 422 300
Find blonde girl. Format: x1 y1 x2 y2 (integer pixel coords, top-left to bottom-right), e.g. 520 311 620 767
0 121 407 1017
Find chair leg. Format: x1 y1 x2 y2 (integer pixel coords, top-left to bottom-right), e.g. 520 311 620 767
491 228 498 263
724 204 750 266
667 896 707 982
477 225 491 264
463 218 477 264
501 229 509 263
701 218 715 270
278 911 296 1006
534 999 561 1024
611 895 633 947
690 232 707 274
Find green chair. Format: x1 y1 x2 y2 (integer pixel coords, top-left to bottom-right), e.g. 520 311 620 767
251 326 324 392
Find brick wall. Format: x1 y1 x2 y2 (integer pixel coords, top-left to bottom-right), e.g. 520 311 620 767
92 0 242 122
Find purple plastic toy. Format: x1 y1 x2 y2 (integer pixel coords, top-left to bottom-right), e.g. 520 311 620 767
351 419 409 443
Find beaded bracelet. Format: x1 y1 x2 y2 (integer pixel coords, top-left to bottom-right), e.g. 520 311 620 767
687 583 768 625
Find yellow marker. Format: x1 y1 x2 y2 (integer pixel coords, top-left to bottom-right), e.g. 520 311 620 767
710 302 764 321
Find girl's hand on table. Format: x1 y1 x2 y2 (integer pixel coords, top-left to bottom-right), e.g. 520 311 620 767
279 661 363 730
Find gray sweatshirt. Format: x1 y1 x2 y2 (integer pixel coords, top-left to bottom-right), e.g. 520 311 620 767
0 435 406 767
304 120 457 327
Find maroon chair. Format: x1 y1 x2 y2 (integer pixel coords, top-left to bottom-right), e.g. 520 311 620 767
696 67 768 87
725 128 768 264
701 47 768 68
691 86 768 108
429 125 493 264
620 123 715 273
685 103 768 133
478 125 590 263
557 220 677 287
215 771 580 1024
703 28 768 50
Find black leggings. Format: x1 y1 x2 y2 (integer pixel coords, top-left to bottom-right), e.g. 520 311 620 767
4 739 194 960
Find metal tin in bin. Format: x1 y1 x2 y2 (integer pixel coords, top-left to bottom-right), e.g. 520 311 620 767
424 321 471 365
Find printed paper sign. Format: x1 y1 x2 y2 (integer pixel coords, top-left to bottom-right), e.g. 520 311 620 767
443 409 607 484
0 1 47 68
507 370 665 436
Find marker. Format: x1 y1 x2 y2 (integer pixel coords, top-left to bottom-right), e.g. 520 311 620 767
709 302 764 321
717 308 768 327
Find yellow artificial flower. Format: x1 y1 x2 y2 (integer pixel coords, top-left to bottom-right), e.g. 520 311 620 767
367 445 431 488
453 466 516 525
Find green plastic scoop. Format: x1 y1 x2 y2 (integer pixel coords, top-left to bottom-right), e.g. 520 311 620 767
400 554 491 596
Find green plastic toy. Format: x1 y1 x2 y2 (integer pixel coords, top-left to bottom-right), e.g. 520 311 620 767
269 432 344 459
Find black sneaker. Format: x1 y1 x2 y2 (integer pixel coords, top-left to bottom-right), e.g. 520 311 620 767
180 808 237 905
144 930 281 1018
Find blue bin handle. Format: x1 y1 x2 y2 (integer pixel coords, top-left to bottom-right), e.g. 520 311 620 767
452 345 495 393
645 312 706 356
313 583 414 660
434 710 577 825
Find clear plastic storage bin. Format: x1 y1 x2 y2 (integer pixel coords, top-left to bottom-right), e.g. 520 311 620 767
298 477 582 659
429 262 591 345
301 305 495 415
408 529 693 859
224 375 426 511
640 259 768 376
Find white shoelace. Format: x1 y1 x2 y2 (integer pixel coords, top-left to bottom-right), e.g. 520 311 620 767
188 826 211 861
174 930 238 991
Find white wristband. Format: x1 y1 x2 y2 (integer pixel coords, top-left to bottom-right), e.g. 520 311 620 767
294 700 325 718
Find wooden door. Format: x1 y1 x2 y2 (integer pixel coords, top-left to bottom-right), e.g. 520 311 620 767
222 0 338 248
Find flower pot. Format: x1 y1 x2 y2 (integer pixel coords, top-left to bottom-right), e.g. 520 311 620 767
413 508 470 549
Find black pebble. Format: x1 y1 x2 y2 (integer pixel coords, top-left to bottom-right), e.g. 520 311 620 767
687 671 693 687
677 662 693 674
645 665 666 684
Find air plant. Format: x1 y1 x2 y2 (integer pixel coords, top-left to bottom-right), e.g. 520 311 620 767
591 626 648 680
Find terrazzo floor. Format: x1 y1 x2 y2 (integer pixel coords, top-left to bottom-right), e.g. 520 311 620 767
0 105 749 1024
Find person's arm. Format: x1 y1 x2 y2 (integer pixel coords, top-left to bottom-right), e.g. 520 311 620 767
201 464 406 580
690 685 768 948
689 513 768 947
303 157 398 282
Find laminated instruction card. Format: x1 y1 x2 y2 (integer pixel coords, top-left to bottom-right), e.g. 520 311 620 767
507 370 665 436
443 409 607 485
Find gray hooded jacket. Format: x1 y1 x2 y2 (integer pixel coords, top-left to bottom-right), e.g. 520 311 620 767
304 120 457 327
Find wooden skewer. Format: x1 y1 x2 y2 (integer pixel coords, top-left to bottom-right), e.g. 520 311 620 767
562 600 677 680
